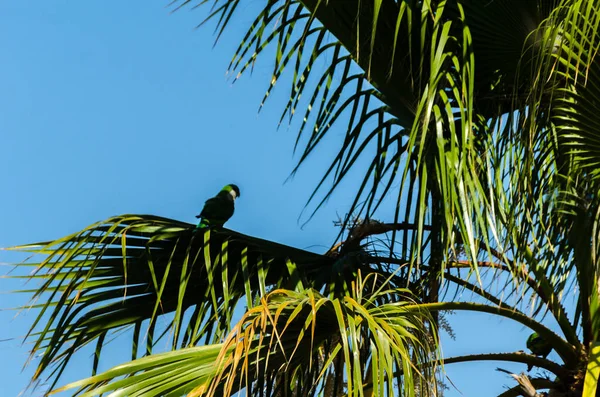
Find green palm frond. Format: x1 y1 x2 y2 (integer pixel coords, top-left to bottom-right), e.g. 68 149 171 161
56 272 439 397
54 344 231 397
170 0 501 285
10 214 334 391
167 0 600 308
434 2 600 354
499 0 600 347
170 0 584 287
550 1 600 177
541 3 600 360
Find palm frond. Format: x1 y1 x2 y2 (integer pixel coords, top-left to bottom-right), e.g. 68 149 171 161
56 271 439 397
171 1 505 292
54 344 230 397
10 214 334 390
498 0 600 349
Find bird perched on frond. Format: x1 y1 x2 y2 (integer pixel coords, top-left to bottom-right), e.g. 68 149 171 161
196 184 240 229
526 332 553 371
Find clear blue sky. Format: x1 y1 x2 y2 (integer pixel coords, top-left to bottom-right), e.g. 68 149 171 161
0 2 559 396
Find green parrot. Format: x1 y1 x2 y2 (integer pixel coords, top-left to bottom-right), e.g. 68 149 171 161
196 184 240 229
526 332 552 371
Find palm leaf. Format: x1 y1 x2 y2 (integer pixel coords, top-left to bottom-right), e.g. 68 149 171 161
506 0 600 348
54 343 231 397
9 214 334 390
56 271 439 397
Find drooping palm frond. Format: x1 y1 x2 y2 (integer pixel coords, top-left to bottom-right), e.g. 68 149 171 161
56 272 439 397
521 3 600 394
170 0 579 284
211 281 438 397
169 0 600 315
541 4 600 344
172 4 444 309
466 0 600 348
10 214 335 391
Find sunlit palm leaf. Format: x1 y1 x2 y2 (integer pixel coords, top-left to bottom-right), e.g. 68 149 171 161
57 272 439 397
55 344 230 397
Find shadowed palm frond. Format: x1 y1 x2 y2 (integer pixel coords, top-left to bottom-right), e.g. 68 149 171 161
9 214 335 391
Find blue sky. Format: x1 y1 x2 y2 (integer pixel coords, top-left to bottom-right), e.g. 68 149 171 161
0 2 556 396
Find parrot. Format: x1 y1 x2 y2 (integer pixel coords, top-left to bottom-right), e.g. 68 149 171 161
196 184 240 229
526 332 552 371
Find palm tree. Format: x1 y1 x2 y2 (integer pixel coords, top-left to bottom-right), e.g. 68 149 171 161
9 0 600 395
